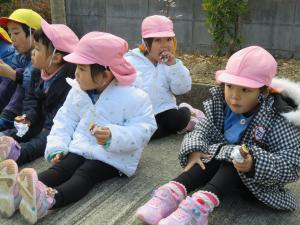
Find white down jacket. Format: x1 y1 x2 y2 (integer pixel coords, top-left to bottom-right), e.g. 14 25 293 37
125 48 191 114
45 78 157 177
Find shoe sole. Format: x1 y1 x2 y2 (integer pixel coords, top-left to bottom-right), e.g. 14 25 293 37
136 211 157 225
0 144 10 162
0 160 18 217
19 168 38 224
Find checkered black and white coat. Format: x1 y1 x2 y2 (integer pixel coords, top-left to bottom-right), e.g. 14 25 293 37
179 79 300 211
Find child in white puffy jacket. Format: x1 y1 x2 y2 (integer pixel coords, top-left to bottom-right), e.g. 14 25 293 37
126 15 204 139
0 32 156 224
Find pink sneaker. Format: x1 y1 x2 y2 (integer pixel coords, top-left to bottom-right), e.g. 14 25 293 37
158 191 219 225
0 136 21 161
136 182 187 225
18 168 55 224
178 103 205 133
0 159 21 217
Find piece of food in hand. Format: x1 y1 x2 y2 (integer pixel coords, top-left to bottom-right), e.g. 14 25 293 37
15 115 25 122
231 144 249 163
89 123 99 135
240 144 249 158
89 123 95 132
160 52 168 63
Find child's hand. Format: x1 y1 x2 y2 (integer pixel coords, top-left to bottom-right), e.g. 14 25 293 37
159 51 176 65
232 154 254 173
0 60 15 79
92 126 111 145
184 151 211 172
51 153 63 165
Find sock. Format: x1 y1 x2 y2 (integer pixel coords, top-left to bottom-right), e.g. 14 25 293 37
170 181 187 196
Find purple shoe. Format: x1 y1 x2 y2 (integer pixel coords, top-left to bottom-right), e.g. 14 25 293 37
136 182 186 225
0 136 21 162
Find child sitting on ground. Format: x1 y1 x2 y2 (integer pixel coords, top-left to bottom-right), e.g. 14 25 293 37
0 19 78 165
136 46 300 225
0 9 42 130
0 32 156 224
125 15 205 139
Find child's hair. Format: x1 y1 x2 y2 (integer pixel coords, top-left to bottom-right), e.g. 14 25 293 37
139 38 153 55
220 83 269 102
139 37 177 55
21 23 32 37
90 64 106 82
139 15 177 55
33 28 68 56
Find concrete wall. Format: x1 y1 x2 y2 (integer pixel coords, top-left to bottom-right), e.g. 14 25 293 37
65 0 300 58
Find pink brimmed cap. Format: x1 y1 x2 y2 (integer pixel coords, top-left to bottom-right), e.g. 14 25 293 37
41 19 79 53
215 46 277 88
63 32 136 85
141 15 175 38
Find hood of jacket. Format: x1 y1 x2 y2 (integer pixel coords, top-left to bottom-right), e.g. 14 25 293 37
271 78 300 127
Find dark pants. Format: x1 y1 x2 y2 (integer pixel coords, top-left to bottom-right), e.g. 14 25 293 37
151 107 191 139
0 78 24 115
173 160 255 200
38 153 120 209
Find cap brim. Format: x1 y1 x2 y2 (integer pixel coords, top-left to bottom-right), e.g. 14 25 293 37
143 31 175 38
0 17 26 28
63 52 96 65
0 32 12 43
215 70 264 88
0 17 9 27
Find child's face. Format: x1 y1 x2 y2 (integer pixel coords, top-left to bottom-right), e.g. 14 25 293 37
224 84 260 114
31 40 52 69
147 37 174 63
7 21 31 53
75 64 105 91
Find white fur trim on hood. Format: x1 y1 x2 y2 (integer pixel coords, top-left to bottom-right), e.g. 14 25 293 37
271 78 300 127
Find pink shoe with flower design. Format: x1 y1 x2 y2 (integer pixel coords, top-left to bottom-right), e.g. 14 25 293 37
158 191 219 225
136 182 187 225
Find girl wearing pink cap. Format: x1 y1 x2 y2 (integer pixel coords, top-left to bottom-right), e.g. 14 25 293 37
136 46 300 225
0 32 156 224
126 15 204 139
0 19 78 166
0 19 79 219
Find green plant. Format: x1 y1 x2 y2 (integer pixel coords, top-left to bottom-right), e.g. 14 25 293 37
202 0 249 56
0 0 51 23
